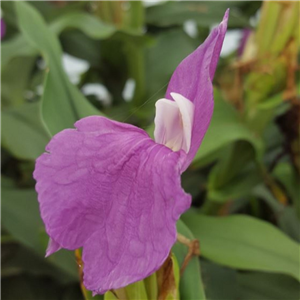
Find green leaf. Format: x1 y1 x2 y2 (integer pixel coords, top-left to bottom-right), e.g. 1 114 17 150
182 213 300 281
238 272 300 300
2 102 50 160
146 1 249 28
1 242 75 285
256 92 284 111
1 57 36 107
206 141 262 203
51 12 116 39
2 182 45 252
145 28 196 100
201 260 239 300
254 185 300 242
273 162 300 216
62 284 85 300
1 274 62 300
208 167 261 203
1 34 37 68
202 261 300 300
2 11 116 67
208 179 260 204
192 90 264 168
1 179 78 280
15 1 101 135
173 219 206 300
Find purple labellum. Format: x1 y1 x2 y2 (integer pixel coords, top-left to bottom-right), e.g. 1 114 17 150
33 10 229 295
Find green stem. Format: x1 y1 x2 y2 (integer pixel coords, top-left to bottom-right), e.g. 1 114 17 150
128 44 145 107
111 1 124 28
271 2 298 55
75 249 89 300
127 1 144 32
125 280 148 300
256 1 281 56
96 1 113 24
144 273 158 300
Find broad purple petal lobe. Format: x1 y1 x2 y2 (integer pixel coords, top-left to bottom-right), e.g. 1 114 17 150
34 116 191 293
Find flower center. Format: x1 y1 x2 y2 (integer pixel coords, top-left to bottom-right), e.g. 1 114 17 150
154 92 194 153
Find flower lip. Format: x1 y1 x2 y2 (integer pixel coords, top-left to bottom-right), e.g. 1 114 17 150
34 116 191 294
154 92 194 153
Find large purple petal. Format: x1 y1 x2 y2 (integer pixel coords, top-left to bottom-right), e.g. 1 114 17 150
34 116 191 294
166 10 229 171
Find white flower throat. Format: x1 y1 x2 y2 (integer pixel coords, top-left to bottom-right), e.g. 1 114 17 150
154 93 194 153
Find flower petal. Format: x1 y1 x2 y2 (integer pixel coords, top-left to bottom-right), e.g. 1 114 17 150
154 93 194 153
45 238 61 257
165 10 229 171
34 116 191 294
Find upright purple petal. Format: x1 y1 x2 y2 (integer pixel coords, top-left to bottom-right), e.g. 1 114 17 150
34 116 191 294
166 10 229 171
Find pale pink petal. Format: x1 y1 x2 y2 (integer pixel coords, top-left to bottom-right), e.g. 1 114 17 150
154 93 194 153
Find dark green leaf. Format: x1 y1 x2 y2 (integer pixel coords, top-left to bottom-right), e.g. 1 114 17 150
2 102 50 160
146 1 249 28
254 185 300 242
1 242 75 284
145 29 196 100
192 90 264 168
2 182 44 252
238 272 300 300
15 1 101 135
1 179 78 280
201 260 239 300
2 11 116 67
1 274 61 300
182 213 300 281
206 141 261 202
273 162 300 217
1 57 36 107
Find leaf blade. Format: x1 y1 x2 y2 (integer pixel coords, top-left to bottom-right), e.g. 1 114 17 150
15 1 101 135
182 213 300 281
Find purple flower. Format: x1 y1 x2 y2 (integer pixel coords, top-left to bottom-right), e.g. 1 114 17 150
1 19 6 39
34 10 228 295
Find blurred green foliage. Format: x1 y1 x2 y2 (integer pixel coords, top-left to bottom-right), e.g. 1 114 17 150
1 1 299 300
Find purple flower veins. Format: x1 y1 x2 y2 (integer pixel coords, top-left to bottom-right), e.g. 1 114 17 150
33 11 228 295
